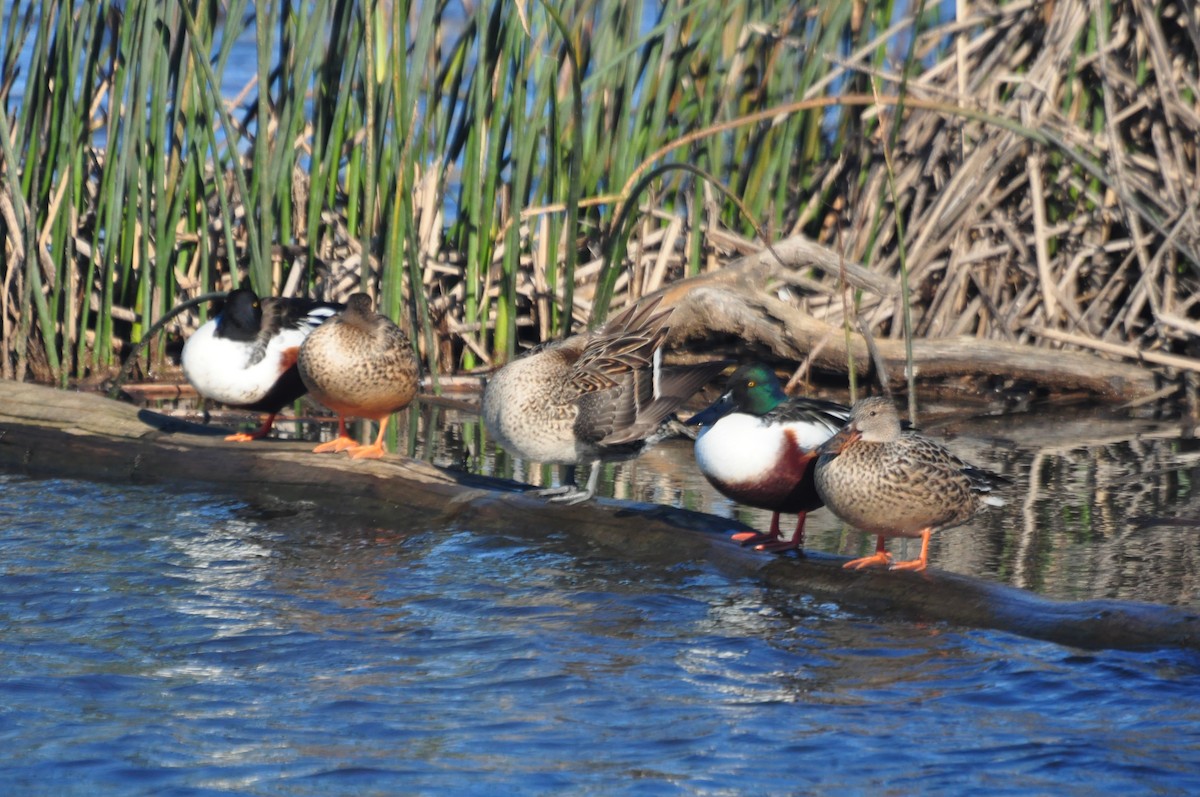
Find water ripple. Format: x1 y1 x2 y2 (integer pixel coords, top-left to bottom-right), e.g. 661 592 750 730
0 476 1198 795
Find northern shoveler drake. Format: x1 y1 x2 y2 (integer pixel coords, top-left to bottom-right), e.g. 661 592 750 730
297 293 420 459
814 395 1009 572
481 296 729 505
685 363 850 552
181 288 341 442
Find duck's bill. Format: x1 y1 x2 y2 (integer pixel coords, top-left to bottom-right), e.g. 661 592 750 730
683 391 734 427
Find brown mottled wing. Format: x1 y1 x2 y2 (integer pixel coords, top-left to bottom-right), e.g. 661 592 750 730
564 297 672 398
905 435 1008 492
892 435 1004 528
378 317 412 351
597 360 730 446
573 370 646 446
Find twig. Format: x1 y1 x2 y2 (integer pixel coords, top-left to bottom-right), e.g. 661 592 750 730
1036 327 1200 375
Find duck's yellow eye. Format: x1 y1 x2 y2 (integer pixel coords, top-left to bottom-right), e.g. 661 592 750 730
747 381 756 388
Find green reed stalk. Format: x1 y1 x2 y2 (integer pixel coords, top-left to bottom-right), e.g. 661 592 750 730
179 2 265 291
50 5 87 382
6 7 56 382
895 4 922 418
481 4 511 358
360 1 379 286
871 0 923 416
495 11 529 360
536 0 583 336
0 102 56 379
252 0 279 291
456 5 493 363
541 75 564 335
9 0 1129 387
143 4 170 357
400 0 441 381
309 2 363 291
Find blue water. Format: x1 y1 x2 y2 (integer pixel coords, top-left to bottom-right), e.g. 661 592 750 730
1 474 1198 796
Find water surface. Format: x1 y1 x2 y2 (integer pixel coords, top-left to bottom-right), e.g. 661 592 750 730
413 398 1200 607
1 473 1198 795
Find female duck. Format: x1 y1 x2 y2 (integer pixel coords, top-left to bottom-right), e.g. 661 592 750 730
814 396 1008 572
482 296 728 505
298 293 419 459
686 364 849 552
181 288 341 441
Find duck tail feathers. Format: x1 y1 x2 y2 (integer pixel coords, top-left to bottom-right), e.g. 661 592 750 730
598 360 729 446
965 465 1011 504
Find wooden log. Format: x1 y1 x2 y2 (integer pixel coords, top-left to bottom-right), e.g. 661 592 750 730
653 234 1161 401
0 379 1196 652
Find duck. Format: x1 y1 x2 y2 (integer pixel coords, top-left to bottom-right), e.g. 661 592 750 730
481 296 729 505
684 363 850 552
181 288 342 441
297 292 420 459
814 395 1009 572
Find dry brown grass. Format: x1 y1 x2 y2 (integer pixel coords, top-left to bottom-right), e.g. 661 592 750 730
445 0 1200 382
6 1 1198 390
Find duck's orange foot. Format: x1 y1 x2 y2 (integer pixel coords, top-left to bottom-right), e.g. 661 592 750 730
888 530 931 572
732 512 784 547
757 514 805 553
225 430 267 443
731 530 775 545
843 551 893 570
756 538 804 554
347 442 387 460
225 415 276 442
313 436 358 454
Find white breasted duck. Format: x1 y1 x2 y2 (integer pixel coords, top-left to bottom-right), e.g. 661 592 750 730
181 288 341 441
481 296 729 505
685 363 850 552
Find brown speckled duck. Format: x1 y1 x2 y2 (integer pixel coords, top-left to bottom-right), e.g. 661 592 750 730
814 396 1008 572
481 296 728 504
297 293 419 459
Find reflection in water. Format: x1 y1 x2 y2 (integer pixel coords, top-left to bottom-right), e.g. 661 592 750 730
1013 432 1200 605
0 475 1198 794
420 401 1200 608
169 391 1200 606
166 394 1200 606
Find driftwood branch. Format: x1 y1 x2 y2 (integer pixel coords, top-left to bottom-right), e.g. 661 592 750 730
654 234 1161 401
0 379 1195 651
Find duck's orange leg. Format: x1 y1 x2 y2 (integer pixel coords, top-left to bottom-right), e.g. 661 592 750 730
313 416 358 453
226 413 276 442
757 512 808 552
843 535 893 570
732 512 782 545
889 529 932 572
348 416 390 459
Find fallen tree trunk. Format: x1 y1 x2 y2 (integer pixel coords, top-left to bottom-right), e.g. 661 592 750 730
0 379 1195 652
654 234 1162 401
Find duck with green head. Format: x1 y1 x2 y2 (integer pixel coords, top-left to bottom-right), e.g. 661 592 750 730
814 396 1009 572
685 363 850 552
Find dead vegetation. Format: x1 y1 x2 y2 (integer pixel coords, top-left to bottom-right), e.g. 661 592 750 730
395 0 1200 400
